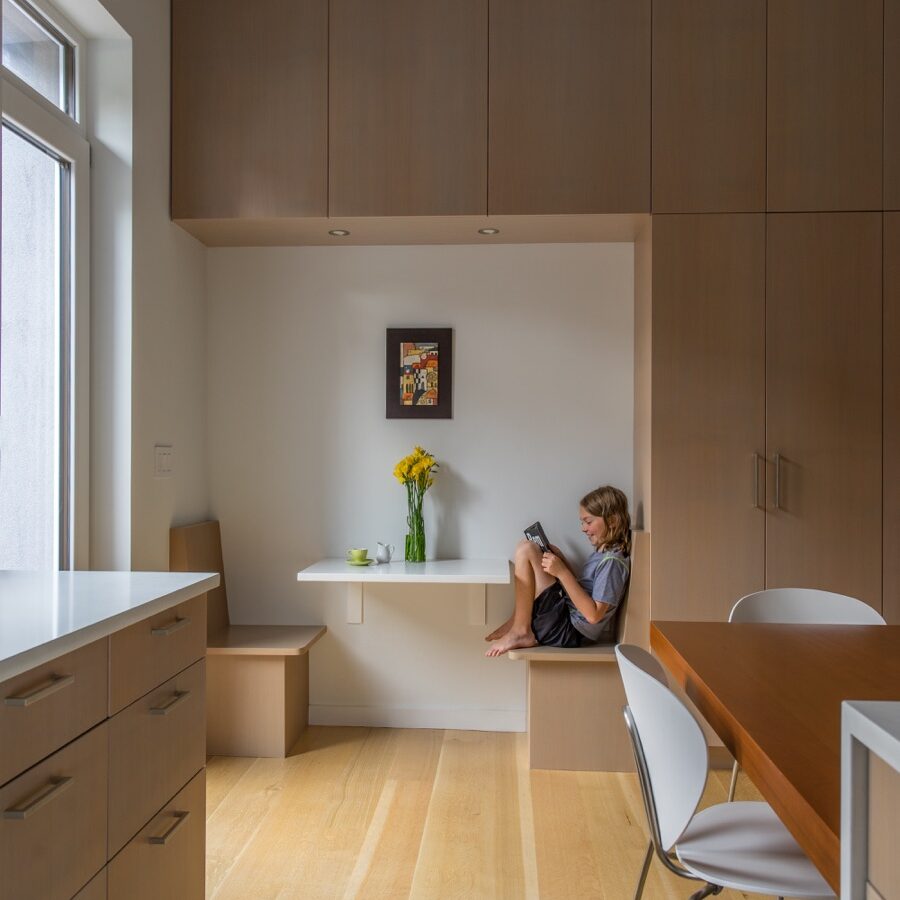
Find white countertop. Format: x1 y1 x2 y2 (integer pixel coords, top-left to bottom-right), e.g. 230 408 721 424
296 558 511 584
0 570 220 682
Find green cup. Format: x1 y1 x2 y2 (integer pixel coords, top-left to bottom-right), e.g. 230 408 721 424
347 547 368 562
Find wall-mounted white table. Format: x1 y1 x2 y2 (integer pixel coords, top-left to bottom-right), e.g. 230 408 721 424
296 558 511 624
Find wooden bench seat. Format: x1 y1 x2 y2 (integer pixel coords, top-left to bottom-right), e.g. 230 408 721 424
170 521 326 758
507 531 649 772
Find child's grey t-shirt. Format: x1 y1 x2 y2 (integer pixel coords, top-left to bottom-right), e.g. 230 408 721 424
566 548 630 643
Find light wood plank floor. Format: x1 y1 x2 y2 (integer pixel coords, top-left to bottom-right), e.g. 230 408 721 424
206 727 768 900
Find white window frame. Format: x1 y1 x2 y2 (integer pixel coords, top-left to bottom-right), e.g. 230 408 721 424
2 1 89 570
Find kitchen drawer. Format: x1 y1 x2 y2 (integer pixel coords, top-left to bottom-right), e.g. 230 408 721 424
0 638 108 787
108 768 205 900
108 658 205 856
0 723 107 900
74 868 107 899
109 593 206 714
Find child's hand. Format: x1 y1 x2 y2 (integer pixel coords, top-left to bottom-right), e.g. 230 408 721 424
541 552 566 578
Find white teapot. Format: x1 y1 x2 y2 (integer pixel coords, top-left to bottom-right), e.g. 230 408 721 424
375 542 394 564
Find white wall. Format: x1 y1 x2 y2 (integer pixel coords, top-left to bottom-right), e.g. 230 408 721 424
207 243 633 730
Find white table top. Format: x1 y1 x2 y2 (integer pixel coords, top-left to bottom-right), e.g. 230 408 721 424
297 558 511 584
0 570 219 681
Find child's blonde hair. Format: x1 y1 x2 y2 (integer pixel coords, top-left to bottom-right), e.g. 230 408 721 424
580 485 631 556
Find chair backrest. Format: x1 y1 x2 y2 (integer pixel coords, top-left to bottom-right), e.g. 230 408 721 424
616 644 708 851
170 520 230 637
729 588 886 625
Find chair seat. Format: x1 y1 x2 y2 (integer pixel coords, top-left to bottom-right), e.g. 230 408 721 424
207 624 326 656
675 802 834 898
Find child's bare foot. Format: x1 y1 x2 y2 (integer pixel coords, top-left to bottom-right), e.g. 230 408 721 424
485 630 538 657
484 619 513 641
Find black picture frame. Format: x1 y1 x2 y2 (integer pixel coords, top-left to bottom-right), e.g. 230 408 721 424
385 327 453 419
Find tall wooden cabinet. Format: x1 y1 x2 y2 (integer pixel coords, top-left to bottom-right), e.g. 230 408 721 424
650 215 766 620
328 0 487 216
767 0 883 211
765 214 883 609
171 0 328 220
887 0 900 210
651 0 765 214
886 214 900 623
488 0 650 214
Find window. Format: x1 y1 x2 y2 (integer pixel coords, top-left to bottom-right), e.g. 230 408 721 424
1 0 87 570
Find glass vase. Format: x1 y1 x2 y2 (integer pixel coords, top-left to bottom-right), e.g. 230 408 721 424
405 505 426 563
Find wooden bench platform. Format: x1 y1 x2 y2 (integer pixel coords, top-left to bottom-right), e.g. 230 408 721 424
507 531 650 772
171 521 326 758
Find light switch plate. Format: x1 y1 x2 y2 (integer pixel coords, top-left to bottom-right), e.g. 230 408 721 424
154 444 174 477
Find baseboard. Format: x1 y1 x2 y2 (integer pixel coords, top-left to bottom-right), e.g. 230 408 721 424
309 704 526 732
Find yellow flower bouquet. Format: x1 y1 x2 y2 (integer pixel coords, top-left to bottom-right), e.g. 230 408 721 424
393 446 438 562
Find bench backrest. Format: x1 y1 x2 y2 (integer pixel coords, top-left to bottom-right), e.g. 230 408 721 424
170 520 230 637
617 530 649 648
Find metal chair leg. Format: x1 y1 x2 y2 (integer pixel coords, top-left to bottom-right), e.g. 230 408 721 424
727 759 740 802
689 884 723 900
632 841 653 900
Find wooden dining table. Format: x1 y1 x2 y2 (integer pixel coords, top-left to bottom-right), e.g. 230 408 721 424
650 620 900 895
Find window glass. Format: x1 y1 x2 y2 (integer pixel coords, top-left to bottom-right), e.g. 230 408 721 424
0 122 68 569
2 0 71 114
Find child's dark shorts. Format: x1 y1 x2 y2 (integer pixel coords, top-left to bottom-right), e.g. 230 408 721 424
531 582 583 648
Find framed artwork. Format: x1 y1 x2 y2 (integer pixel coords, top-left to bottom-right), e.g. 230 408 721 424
385 327 453 419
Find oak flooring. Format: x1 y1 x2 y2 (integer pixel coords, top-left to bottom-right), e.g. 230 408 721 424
206 727 763 900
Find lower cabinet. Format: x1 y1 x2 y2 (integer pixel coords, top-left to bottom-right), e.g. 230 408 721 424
108 770 205 900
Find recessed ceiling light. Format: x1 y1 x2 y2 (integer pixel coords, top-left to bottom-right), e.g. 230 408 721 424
478 227 500 235
328 229 350 237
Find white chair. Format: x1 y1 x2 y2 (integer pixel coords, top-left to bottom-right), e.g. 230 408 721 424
616 644 834 900
727 588 885 800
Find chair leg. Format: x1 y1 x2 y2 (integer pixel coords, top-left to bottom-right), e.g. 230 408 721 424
689 884 722 900
632 841 653 900
727 759 740 802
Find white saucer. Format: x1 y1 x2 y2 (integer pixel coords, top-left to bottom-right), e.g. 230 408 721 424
346 558 374 566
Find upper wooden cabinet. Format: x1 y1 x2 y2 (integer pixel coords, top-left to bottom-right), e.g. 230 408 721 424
652 1 765 213
171 0 327 220
885 213 900 622
887 1 900 209
766 213 883 610
328 0 487 217
767 0 883 212
488 0 650 214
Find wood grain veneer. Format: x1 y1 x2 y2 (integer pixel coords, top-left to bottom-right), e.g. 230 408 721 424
107 660 205 857
489 0 650 214
108 769 205 900
766 213 882 611
868 751 900 900
329 0 487 217
651 214 766 620
652 0 765 213
170 520 229 638
886 214 900 624
108 593 206 715
650 621 900 894
767 0 883 211
0 637 107 787
0 723 108 900
73 869 107 900
886 1 900 209
171 0 327 219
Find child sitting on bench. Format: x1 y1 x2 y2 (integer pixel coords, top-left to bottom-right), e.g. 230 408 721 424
485 485 631 657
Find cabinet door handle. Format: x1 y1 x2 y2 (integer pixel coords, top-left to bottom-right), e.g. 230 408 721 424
149 689 191 715
752 452 761 508
151 615 190 637
4 673 75 707
149 810 190 845
774 453 782 510
3 776 73 820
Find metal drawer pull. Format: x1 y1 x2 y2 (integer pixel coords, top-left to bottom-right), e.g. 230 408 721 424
149 689 191 715
149 810 190 845
774 452 782 510
151 615 191 637
4 673 75 707
3 776 73 820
